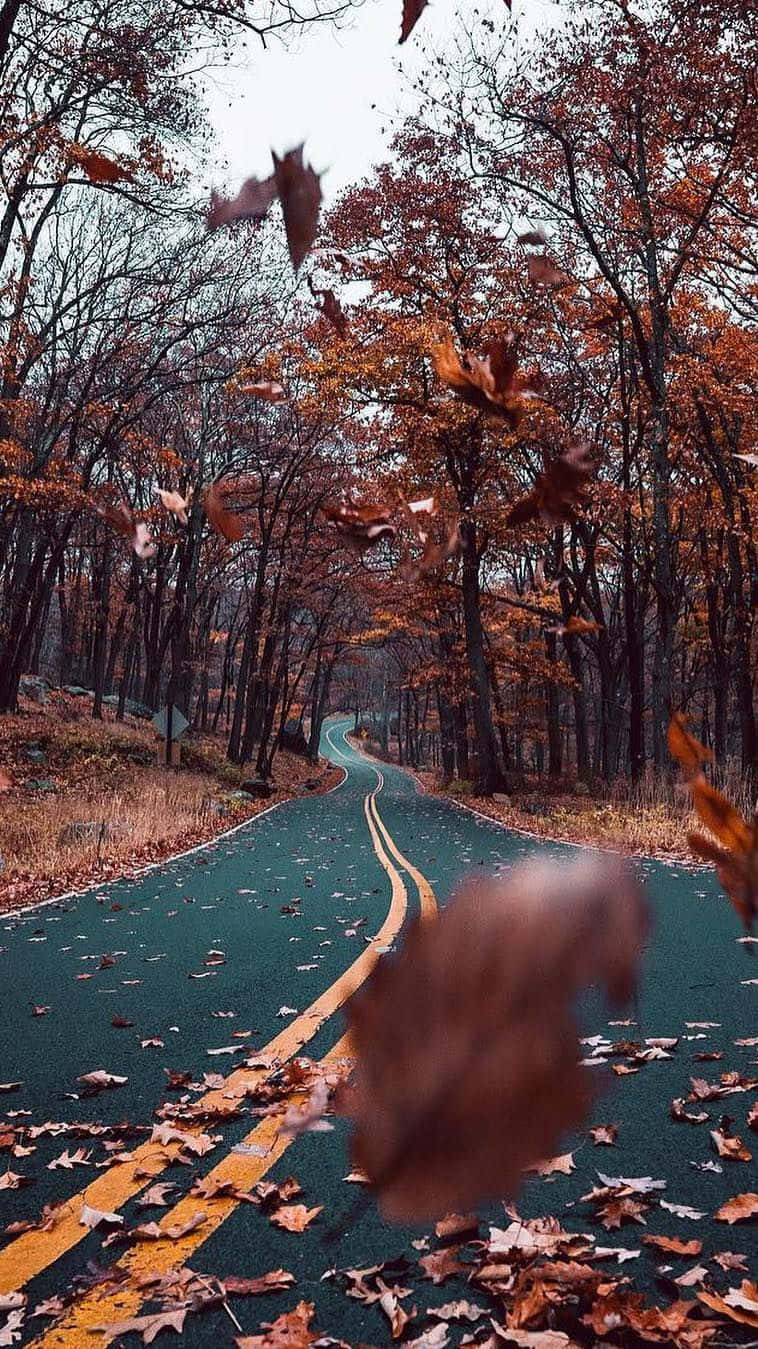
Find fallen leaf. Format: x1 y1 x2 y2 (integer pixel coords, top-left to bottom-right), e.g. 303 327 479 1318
715 1192 758 1223
589 1124 618 1146
204 479 247 542
431 332 535 426
711 1126 752 1162
418 1248 466 1284
269 1204 322 1233
153 486 193 526
235 1300 317 1347
94 1309 186 1344
222 1270 295 1296
207 173 276 231
642 1235 702 1256
92 501 155 559
79 1204 123 1230
526 1151 575 1176
660 1200 705 1219
434 1213 479 1241
698 1282 758 1330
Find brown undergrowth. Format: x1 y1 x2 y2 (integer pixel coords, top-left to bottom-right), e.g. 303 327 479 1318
0 690 341 912
352 735 752 863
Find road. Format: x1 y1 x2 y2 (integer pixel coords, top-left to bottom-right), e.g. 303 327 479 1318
1 719 756 1346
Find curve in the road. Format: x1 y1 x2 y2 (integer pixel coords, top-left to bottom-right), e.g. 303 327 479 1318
0 720 436 1308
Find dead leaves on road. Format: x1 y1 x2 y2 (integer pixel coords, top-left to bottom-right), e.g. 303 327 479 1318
341 854 648 1220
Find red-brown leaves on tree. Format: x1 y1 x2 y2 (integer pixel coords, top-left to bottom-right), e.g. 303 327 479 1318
399 0 428 43
307 279 348 337
272 146 322 272
203 479 247 543
340 855 648 1221
669 714 758 928
431 333 537 427
322 500 396 551
507 443 593 527
207 173 277 231
70 145 134 185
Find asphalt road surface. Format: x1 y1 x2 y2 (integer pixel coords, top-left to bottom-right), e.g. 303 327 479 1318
1 719 756 1346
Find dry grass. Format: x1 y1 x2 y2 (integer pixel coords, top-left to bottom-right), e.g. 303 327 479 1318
416 758 756 863
0 691 341 911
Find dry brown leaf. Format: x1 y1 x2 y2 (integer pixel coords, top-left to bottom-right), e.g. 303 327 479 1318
507 443 593 527
222 1271 295 1297
698 1283 758 1330
92 501 155 560
713 1251 748 1271
379 1285 413 1339
517 228 548 246
526 1151 575 1176
527 253 570 287
94 1309 186 1344
341 855 647 1221
207 173 277 231
307 279 348 337
434 1212 479 1241
667 713 713 775
431 333 534 426
235 1300 317 1348
399 0 428 42
549 616 603 637
269 1204 322 1233
239 379 287 403
322 500 395 550
715 1192 758 1223
203 479 247 543
589 1124 618 1146
272 146 322 271
418 1248 466 1285
642 1235 702 1256
154 486 192 526
597 1197 648 1230
711 1126 752 1162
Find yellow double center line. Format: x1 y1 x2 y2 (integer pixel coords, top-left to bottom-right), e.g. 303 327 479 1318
5 757 436 1346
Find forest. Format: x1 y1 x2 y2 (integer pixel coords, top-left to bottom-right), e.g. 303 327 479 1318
0 0 756 799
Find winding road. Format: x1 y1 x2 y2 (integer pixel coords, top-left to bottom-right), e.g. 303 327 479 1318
1 719 755 1345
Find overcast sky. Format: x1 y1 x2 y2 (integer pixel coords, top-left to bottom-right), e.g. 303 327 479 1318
202 0 556 206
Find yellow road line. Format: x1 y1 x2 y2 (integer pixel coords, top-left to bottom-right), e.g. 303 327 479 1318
26 1037 352 1349
0 781 407 1295
369 788 437 921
